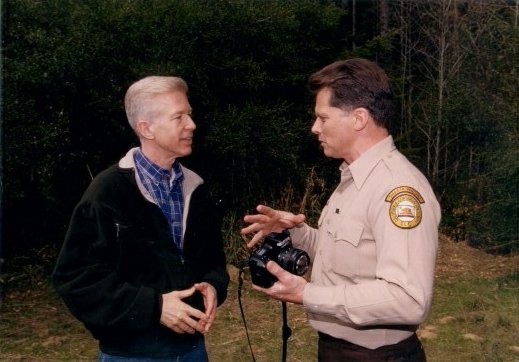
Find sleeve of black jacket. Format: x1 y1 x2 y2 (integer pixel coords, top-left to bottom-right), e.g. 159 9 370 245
184 184 229 307
52 201 161 330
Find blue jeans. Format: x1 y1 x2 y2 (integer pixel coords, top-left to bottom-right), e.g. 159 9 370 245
98 337 208 362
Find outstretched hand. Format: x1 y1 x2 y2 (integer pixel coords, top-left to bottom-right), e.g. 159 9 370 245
241 205 306 248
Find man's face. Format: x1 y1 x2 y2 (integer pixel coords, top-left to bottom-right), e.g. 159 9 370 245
146 91 196 159
311 87 355 161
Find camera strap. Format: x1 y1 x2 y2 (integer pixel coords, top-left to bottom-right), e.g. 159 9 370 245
238 266 293 362
238 266 257 362
281 301 292 362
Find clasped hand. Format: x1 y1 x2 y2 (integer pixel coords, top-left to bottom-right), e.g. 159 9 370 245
160 282 217 334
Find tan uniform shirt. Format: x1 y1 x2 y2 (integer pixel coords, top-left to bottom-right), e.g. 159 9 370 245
290 136 441 349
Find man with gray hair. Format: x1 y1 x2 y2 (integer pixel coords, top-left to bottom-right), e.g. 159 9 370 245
53 76 229 361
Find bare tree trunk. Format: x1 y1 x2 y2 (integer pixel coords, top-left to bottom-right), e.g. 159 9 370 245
352 0 356 51
396 0 413 147
379 0 389 35
515 0 519 28
468 146 473 181
433 1 449 182
427 124 432 176
399 0 407 139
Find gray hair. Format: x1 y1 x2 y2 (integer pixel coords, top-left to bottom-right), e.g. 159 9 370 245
124 76 188 131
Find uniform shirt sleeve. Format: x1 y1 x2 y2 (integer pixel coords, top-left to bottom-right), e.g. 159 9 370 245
289 223 320 261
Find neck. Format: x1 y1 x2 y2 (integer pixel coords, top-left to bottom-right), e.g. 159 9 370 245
345 128 389 164
140 143 176 169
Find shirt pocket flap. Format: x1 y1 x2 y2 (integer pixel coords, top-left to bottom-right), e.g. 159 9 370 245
333 221 364 247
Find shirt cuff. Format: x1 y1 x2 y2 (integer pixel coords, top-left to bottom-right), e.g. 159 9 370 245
303 282 345 318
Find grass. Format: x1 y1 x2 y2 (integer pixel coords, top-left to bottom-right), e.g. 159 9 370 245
421 273 519 362
1 242 519 362
206 272 318 362
0 264 317 362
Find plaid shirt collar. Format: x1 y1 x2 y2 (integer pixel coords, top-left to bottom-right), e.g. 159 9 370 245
133 149 185 253
133 149 184 185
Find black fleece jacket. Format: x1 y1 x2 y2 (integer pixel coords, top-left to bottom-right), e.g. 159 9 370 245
52 160 229 357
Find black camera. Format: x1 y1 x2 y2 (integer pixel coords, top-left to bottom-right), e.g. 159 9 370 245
248 230 310 288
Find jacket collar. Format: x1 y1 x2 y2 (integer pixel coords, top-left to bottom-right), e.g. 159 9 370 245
119 147 203 203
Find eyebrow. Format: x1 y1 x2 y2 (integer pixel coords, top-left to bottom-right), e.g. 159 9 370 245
171 108 192 117
315 111 328 118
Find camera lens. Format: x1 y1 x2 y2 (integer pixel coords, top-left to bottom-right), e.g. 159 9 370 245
278 248 310 276
294 253 310 275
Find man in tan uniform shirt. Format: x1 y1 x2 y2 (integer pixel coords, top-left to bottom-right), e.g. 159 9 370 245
242 58 441 361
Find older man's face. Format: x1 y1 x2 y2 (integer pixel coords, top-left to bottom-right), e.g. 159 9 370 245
146 91 196 160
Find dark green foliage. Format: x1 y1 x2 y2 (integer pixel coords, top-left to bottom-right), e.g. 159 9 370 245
2 0 350 255
384 1 518 253
2 0 517 258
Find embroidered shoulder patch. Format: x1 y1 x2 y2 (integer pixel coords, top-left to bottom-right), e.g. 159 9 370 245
385 186 424 229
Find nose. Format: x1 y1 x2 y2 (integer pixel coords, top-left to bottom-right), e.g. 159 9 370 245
311 119 320 135
186 115 196 130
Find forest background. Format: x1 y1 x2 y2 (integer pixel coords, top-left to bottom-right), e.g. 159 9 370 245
0 0 518 361
2 0 517 263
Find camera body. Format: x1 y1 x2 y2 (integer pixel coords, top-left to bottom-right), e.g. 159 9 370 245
248 230 310 288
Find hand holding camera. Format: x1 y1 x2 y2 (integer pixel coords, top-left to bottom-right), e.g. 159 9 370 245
248 231 310 289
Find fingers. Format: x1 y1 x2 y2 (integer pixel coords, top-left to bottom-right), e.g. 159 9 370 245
250 261 283 292
170 319 198 334
241 204 307 248
177 305 208 333
194 282 217 332
160 288 209 335
246 230 266 248
194 282 216 313
241 205 280 248
240 221 264 236
176 286 196 299
291 213 306 225
203 303 216 332
251 261 306 304
266 260 282 276
242 213 271 225
240 212 279 235
161 308 207 334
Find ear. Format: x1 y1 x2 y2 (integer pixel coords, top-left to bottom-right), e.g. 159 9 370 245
136 120 155 140
352 108 370 131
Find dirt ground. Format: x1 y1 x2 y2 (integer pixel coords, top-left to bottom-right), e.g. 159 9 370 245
435 235 519 281
1 236 518 361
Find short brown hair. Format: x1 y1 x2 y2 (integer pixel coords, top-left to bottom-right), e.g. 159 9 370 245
309 58 394 128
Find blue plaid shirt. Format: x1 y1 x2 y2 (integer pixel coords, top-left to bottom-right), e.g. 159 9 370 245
134 149 184 253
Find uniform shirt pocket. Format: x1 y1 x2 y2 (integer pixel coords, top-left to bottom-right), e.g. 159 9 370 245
331 221 364 279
